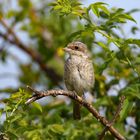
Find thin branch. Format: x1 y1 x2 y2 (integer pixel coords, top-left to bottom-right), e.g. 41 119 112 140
0 18 62 84
26 86 126 140
98 96 126 140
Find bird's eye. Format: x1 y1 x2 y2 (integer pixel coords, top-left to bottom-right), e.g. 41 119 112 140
75 46 79 50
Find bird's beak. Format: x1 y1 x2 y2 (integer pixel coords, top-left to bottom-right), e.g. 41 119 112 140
63 47 70 52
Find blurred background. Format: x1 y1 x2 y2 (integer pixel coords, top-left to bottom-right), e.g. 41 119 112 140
0 0 140 139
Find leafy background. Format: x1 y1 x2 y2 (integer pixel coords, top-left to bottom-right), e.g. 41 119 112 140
0 0 140 139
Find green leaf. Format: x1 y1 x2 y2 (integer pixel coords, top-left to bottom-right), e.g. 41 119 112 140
93 2 108 6
49 124 64 134
19 88 24 93
71 1 82 7
97 41 110 51
53 5 63 10
125 39 140 47
119 99 133 121
69 30 83 41
11 92 22 99
19 0 32 8
9 114 22 123
7 130 18 139
48 2 57 6
0 109 2 117
90 2 109 17
71 11 83 17
115 8 124 14
98 51 115 74
4 105 12 112
98 58 112 74
94 97 110 107
32 102 43 113
120 84 140 99
98 5 110 15
131 26 139 34
6 10 17 18
118 14 136 23
91 5 100 17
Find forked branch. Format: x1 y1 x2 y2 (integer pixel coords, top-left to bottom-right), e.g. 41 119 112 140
99 96 126 140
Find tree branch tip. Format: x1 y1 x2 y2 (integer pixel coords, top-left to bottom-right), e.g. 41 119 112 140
25 98 32 105
26 85 32 90
26 85 30 88
26 85 40 95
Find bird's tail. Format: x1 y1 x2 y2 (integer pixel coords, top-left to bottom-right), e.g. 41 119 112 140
73 101 81 120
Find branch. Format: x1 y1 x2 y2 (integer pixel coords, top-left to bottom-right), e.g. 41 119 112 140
0 18 62 84
98 96 126 140
26 86 126 140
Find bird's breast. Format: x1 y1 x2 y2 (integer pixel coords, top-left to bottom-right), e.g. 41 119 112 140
64 56 94 94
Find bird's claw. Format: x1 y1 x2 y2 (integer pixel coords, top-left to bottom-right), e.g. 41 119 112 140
73 91 78 99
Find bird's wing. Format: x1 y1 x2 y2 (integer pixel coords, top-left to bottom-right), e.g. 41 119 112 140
77 60 94 89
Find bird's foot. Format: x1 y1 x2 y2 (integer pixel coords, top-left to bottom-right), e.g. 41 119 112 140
81 94 87 106
82 94 86 100
72 91 78 99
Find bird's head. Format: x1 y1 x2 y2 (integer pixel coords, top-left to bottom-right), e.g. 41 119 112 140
63 41 89 58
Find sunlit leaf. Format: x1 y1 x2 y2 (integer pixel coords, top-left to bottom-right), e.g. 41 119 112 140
32 102 43 113
99 5 110 16
91 5 100 17
97 41 110 51
53 5 63 10
118 14 136 23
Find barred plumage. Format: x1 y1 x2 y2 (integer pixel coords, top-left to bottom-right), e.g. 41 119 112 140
64 41 94 120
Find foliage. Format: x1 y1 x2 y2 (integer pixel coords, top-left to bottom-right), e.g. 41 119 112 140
0 0 140 139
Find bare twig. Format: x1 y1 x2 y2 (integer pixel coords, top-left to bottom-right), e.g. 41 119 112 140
99 96 126 140
0 18 62 84
26 86 126 140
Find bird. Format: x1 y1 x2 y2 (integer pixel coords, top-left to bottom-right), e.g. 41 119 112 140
63 41 94 120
